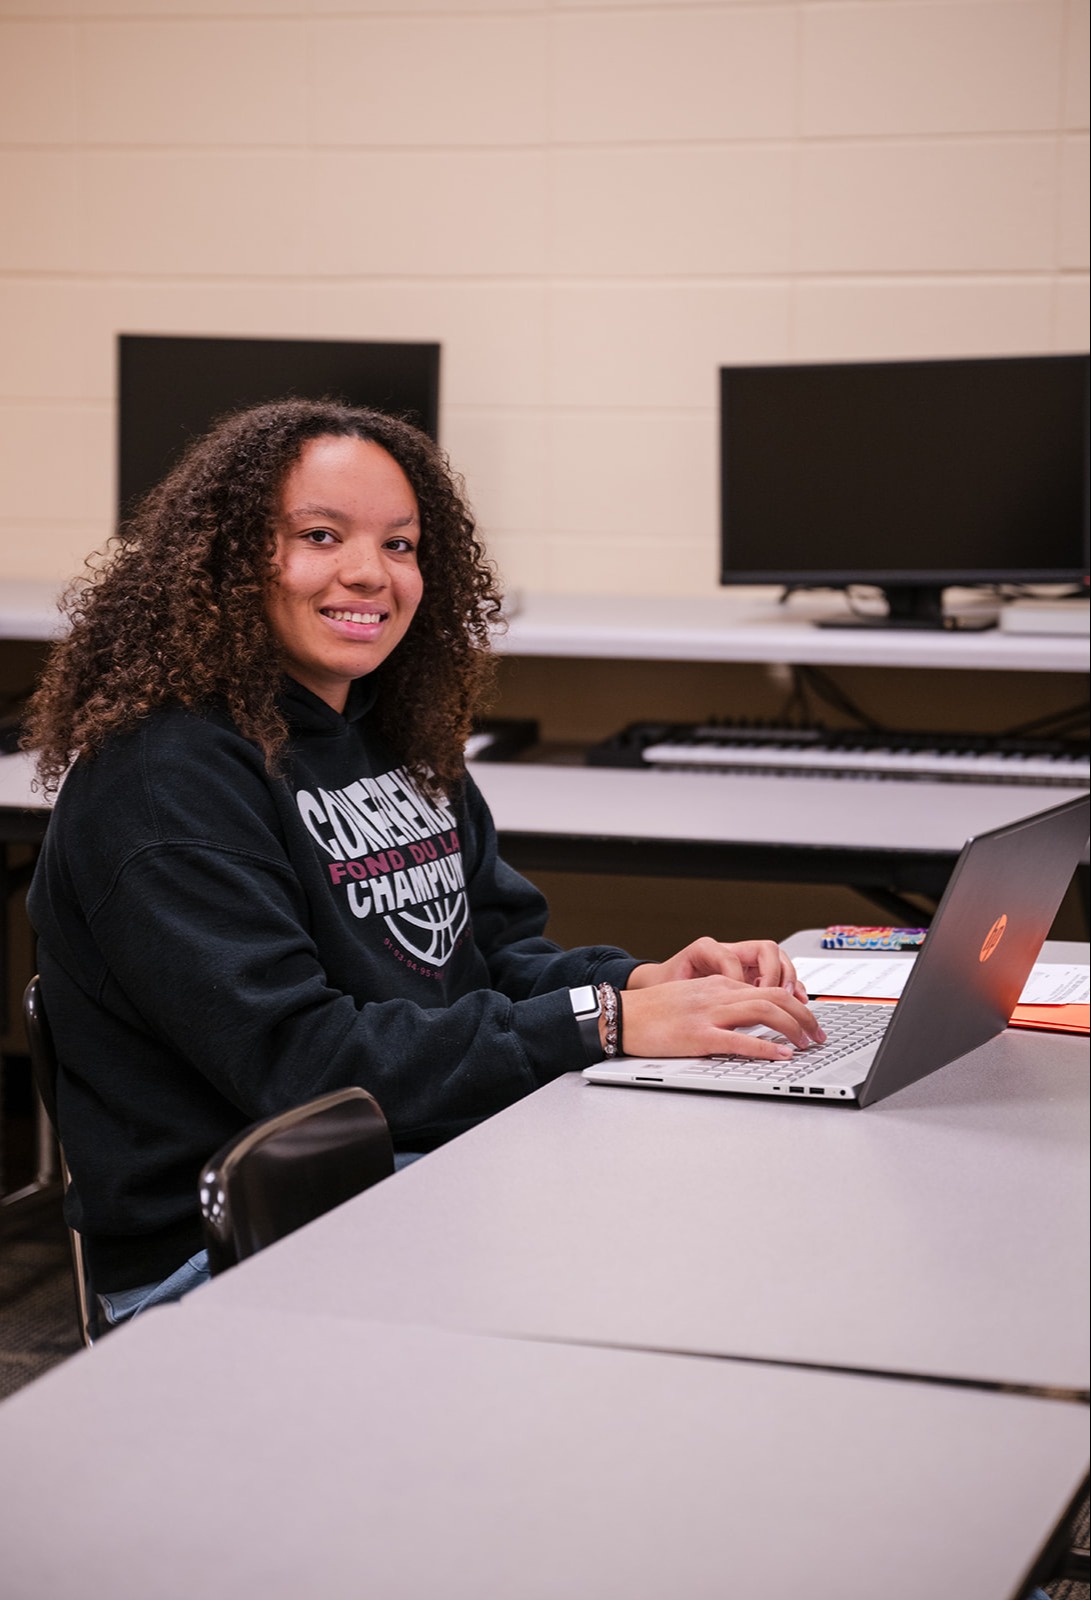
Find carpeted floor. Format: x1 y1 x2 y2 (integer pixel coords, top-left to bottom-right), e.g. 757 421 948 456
0 1187 83 1401
1 1058 84 1400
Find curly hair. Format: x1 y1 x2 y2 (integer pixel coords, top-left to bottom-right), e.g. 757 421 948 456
24 398 504 797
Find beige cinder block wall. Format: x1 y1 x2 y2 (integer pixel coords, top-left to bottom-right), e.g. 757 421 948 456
1 0 1088 598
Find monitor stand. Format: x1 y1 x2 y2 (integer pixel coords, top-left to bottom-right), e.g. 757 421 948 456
815 585 997 632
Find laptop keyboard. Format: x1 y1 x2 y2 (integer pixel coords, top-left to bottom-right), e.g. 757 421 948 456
676 1002 893 1083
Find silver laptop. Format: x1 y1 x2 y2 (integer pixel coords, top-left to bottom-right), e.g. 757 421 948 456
584 793 1089 1109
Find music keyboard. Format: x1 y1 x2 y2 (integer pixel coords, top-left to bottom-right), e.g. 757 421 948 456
587 722 1090 788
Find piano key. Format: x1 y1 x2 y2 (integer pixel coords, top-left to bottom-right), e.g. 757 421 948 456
638 740 1089 784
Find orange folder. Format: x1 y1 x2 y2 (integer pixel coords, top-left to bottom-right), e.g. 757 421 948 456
1008 1004 1089 1036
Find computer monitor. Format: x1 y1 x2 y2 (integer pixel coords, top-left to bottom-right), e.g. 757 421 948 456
719 353 1089 629
118 334 441 520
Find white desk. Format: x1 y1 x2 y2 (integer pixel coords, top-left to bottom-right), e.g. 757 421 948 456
497 590 1089 672
2 937 1087 1595
5 582 1086 915
0 749 43 821
195 947 1089 1397
0 1303 1086 1600
7 750 1086 906
470 762 1089 922
469 758 1090 859
4 578 1088 670
0 580 64 642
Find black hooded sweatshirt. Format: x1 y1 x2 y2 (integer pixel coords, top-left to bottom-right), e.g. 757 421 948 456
28 678 639 1291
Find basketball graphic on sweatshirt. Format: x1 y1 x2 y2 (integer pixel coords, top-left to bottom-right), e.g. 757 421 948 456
296 766 468 969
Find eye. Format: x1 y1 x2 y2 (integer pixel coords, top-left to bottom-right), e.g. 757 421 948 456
301 528 338 546
385 535 418 555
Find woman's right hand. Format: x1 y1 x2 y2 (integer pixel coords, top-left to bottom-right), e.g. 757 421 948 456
618 975 825 1062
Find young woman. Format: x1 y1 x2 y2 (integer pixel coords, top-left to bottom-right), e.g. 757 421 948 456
25 398 822 1323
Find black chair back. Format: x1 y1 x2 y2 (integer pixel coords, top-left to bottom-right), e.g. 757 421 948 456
200 1087 394 1276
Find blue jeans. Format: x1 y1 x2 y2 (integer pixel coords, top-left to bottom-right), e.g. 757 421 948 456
98 1250 211 1327
99 1153 424 1326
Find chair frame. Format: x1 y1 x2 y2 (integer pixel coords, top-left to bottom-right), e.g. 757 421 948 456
21 975 102 1347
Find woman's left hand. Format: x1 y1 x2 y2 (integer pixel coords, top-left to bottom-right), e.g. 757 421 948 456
625 937 808 1004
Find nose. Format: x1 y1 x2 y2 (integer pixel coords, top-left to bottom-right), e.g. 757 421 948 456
339 538 388 590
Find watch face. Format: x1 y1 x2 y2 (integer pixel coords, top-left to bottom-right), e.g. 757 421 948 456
569 984 599 1018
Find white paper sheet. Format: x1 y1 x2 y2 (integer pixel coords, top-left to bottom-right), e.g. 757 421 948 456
794 957 1090 1005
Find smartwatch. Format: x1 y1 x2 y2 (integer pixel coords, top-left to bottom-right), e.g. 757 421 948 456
568 984 602 1059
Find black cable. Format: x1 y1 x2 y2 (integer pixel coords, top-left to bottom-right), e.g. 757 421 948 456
795 665 886 732
1002 702 1090 741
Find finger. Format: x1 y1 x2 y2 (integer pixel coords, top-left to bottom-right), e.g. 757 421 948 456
777 992 826 1045
720 994 825 1047
691 937 745 982
777 950 802 993
756 944 804 995
725 939 787 990
717 952 746 982
713 1031 797 1063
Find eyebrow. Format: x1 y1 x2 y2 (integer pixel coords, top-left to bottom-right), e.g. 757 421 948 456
282 504 420 529
282 503 347 523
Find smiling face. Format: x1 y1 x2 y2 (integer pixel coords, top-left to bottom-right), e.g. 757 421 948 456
266 434 424 712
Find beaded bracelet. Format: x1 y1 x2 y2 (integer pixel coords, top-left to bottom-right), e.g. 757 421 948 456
597 982 621 1058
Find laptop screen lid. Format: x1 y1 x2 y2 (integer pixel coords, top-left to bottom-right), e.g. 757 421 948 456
856 793 1089 1107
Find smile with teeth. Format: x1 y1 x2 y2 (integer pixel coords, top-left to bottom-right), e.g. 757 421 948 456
322 607 385 625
